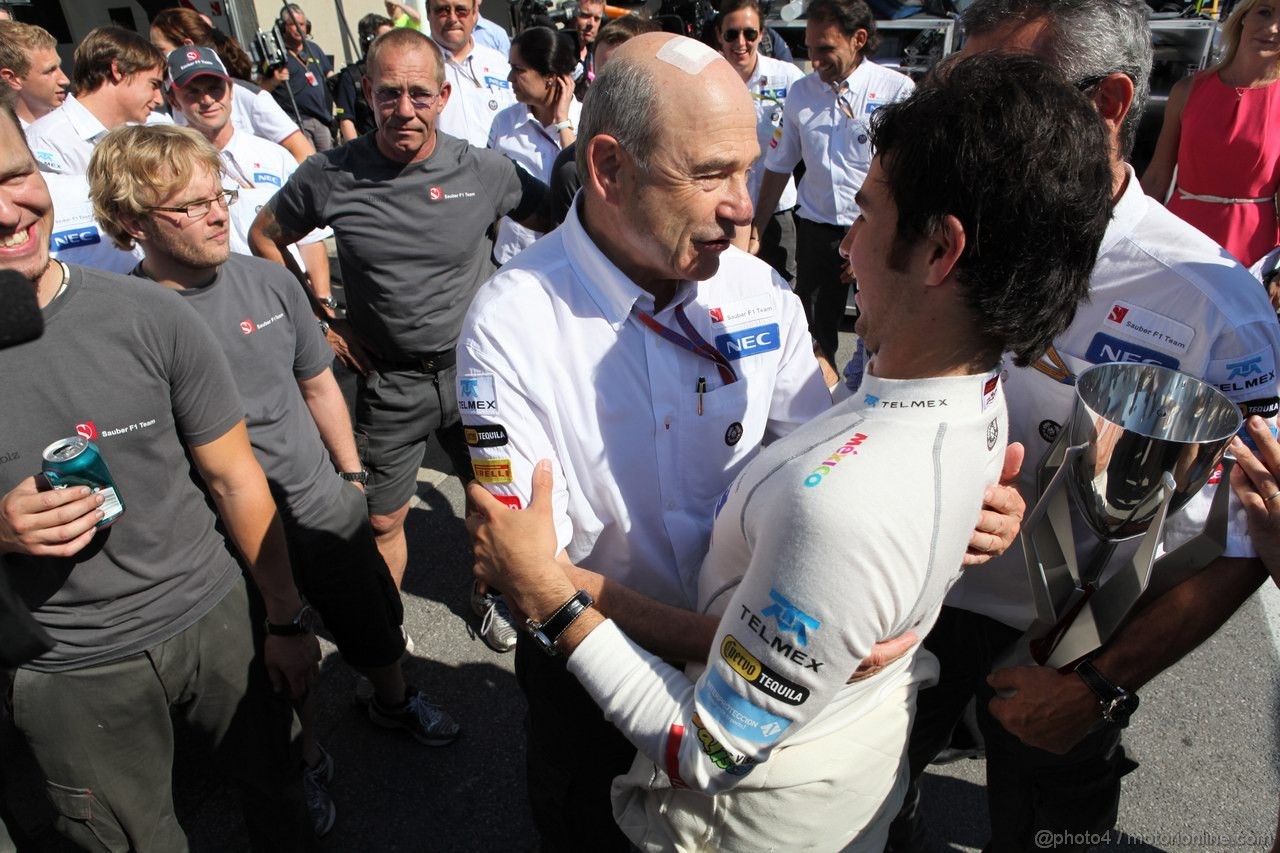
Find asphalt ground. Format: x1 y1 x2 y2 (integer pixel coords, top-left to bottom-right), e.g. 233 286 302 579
3 310 1277 852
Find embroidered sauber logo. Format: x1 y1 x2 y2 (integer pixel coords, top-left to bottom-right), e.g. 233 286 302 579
240 319 255 335
429 186 443 201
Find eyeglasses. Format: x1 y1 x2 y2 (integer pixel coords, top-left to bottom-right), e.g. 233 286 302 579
373 88 440 109
147 189 238 219
431 3 473 17
722 27 760 42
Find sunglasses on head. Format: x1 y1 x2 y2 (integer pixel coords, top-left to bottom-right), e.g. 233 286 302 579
722 27 760 42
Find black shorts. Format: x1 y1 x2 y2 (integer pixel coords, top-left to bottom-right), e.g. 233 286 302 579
286 483 405 669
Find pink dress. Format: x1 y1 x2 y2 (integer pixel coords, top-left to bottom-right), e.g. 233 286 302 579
1166 71 1280 267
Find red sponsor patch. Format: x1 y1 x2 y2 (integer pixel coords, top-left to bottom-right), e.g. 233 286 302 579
240 319 255 335
709 307 724 323
75 421 97 440
1207 464 1223 486
186 49 200 62
429 186 443 201
494 494 523 509
1107 304 1129 324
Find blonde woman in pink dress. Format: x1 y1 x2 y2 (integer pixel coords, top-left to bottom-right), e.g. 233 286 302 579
1142 0 1280 267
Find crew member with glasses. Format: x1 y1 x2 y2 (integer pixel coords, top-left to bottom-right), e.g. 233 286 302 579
248 28 549 618
426 0 516 146
750 0 913 388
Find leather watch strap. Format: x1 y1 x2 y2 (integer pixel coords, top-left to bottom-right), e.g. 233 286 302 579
527 590 594 655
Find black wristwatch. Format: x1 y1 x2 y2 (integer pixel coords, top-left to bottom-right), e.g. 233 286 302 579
266 603 315 637
526 590 595 656
1074 659 1139 727
339 469 369 484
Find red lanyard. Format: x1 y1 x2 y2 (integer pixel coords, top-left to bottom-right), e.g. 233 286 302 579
634 303 738 386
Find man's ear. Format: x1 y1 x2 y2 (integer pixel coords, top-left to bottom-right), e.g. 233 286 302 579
119 212 149 244
0 68 20 91
924 214 965 287
109 59 124 84
584 134 626 205
1091 72 1134 145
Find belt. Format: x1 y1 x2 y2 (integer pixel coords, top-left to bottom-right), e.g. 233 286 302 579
1175 187 1273 205
372 349 457 374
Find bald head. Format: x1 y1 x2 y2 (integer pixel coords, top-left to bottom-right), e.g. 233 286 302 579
366 27 445 87
574 32 759 291
577 33 752 176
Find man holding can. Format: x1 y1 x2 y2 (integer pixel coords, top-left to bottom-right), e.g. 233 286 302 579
0 98 317 851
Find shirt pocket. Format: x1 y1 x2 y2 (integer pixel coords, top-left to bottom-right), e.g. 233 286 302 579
674 378 757 510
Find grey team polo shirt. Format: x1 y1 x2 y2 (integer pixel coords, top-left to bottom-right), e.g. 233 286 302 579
268 132 546 360
134 253 346 532
0 266 245 672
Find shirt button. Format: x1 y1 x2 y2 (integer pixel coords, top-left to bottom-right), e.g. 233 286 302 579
667 501 677 510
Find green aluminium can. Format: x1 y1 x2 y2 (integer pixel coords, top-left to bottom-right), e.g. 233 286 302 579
40 436 125 528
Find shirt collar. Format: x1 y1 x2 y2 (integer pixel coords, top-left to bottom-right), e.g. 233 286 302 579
432 35 475 63
62 94 109 144
562 195 697 330
855 367 1003 419
1098 164 1145 255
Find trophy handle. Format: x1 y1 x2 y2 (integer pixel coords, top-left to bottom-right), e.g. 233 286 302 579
1138 455 1235 605
1023 444 1088 630
1039 472 1177 670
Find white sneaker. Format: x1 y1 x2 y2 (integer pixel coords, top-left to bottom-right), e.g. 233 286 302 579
470 581 518 653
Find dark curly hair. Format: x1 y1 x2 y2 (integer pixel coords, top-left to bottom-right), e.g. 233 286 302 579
870 51 1113 367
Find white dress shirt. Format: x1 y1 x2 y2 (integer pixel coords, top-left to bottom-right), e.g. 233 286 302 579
456 200 831 609
487 99 582 264
746 54 803 214
947 168 1280 630
763 60 913 226
27 94 171 176
435 40 517 148
218 128 329 270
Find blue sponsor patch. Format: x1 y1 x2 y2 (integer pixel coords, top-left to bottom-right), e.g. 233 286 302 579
484 76 511 89
715 323 780 361
457 373 499 413
697 668 792 744
50 227 102 251
865 100 885 114
253 172 282 187
762 87 787 100
1083 333 1180 369
761 588 820 646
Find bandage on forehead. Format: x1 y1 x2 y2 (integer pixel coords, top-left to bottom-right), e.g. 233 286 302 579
655 37 720 75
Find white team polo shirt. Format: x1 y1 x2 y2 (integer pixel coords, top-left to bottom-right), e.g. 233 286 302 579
46 173 143 274
175 81 301 148
763 60 913 227
456 199 832 608
487 98 582 264
27 94 171 175
435 40 516 148
27 95 108 175
947 167 1280 630
746 54 803 214
219 128 329 268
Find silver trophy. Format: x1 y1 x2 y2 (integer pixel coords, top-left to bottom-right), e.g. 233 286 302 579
1011 362 1242 670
